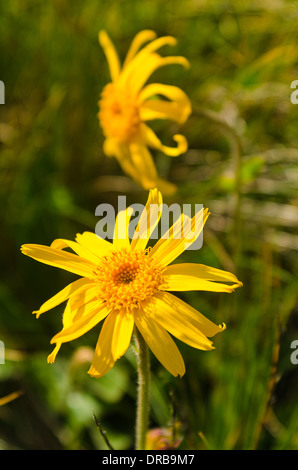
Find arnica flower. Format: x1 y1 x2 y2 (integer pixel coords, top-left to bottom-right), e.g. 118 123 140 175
21 189 242 378
98 30 191 195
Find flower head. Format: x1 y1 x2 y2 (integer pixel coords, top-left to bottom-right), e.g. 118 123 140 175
21 189 242 378
98 30 191 195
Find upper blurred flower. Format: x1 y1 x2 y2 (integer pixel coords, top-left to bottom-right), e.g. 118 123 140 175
21 189 242 378
98 30 191 195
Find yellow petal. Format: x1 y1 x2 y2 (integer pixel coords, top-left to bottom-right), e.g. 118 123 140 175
123 30 157 68
134 310 185 377
99 30 121 82
21 244 96 278
141 123 188 157
150 292 225 341
150 208 210 266
102 137 118 158
75 231 114 258
51 302 109 344
103 139 144 185
51 238 101 265
161 263 243 293
113 206 134 250
67 284 101 315
139 83 191 124
33 277 93 318
104 139 176 195
140 100 188 124
61 300 73 328
137 35 178 56
47 344 61 363
131 188 163 251
110 311 134 360
0 391 23 407
154 178 177 196
144 295 214 350
129 140 158 182
119 35 179 87
62 292 105 329
127 54 190 94
88 311 134 378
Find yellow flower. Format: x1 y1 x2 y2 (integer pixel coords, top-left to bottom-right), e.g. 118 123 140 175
21 189 242 378
98 30 191 195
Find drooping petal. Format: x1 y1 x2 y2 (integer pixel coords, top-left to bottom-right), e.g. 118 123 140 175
140 100 188 124
150 208 210 266
141 123 188 157
107 139 177 194
110 311 134 360
51 301 109 345
131 188 163 251
143 295 214 351
150 291 225 341
99 30 121 82
61 299 73 328
139 83 191 124
88 315 115 378
103 138 144 186
111 137 177 194
88 311 134 378
66 284 101 316
129 139 158 183
161 263 243 293
33 277 93 318
134 310 185 377
48 286 107 362
21 244 97 278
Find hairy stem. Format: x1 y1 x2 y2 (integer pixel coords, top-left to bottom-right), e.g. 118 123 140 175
134 328 150 450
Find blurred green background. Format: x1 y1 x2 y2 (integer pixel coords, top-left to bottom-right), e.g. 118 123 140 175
0 0 298 450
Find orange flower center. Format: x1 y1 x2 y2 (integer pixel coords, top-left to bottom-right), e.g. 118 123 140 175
98 83 141 143
95 248 164 312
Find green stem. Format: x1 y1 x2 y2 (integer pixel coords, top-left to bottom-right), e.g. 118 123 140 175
134 328 150 450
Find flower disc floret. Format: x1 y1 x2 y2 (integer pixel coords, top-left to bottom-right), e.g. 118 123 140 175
99 84 141 142
95 248 164 312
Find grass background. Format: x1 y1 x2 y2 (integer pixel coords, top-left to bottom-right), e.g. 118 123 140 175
0 0 297 450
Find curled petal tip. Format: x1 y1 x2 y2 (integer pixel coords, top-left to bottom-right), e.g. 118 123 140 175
47 344 61 363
